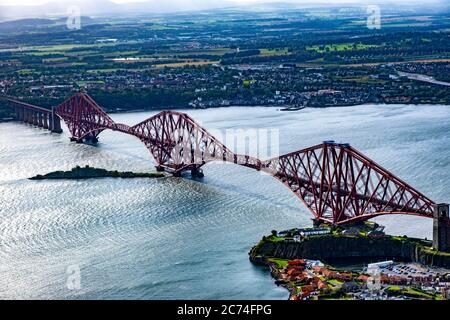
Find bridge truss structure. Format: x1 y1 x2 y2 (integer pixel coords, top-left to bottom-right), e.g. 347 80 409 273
3 93 437 225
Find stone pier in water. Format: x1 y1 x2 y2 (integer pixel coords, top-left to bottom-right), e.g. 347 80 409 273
2 98 62 133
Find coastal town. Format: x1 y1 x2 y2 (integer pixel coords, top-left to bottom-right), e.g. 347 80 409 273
1 59 448 117
251 216 450 300
271 257 450 300
1 6 449 118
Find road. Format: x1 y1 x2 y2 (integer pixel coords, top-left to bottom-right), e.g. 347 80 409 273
397 71 450 87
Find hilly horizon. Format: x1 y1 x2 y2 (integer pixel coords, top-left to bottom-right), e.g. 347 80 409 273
0 0 448 20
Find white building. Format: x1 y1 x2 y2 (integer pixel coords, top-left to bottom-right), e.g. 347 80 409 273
368 260 394 269
299 228 331 237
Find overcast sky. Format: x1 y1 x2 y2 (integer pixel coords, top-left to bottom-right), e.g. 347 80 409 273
0 0 439 6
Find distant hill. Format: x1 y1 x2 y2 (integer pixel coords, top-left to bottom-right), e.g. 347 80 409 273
0 16 95 32
0 0 235 20
0 18 55 30
0 0 447 20
0 0 118 20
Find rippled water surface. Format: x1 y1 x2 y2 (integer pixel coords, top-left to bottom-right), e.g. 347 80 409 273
0 104 449 299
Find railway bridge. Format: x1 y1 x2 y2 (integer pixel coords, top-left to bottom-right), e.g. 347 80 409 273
1 93 448 240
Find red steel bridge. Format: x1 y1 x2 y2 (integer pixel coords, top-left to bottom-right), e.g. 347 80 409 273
1 92 437 225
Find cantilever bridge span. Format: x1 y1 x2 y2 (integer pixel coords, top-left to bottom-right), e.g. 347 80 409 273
1 93 437 225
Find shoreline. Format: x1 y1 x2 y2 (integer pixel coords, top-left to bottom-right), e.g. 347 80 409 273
103 102 450 114
29 165 166 181
249 224 450 300
2 102 449 123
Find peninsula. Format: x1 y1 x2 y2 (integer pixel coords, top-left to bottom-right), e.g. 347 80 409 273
250 222 450 300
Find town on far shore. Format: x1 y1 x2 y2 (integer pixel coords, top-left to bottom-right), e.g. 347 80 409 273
1 5 450 122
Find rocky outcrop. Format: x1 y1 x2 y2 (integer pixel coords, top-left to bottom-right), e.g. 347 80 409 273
30 166 165 180
250 235 450 269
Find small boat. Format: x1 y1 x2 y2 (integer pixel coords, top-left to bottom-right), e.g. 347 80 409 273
280 106 307 112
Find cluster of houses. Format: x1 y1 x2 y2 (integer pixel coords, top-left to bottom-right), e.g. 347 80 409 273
274 257 450 300
3 55 448 109
394 62 449 80
276 259 328 300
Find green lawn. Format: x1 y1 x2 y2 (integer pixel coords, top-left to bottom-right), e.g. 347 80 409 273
404 287 434 299
387 286 439 300
329 279 344 286
267 235 286 243
267 258 289 269
386 285 402 292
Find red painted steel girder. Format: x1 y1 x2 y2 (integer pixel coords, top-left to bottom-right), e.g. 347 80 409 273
261 142 435 224
131 111 261 173
51 93 437 225
55 93 116 141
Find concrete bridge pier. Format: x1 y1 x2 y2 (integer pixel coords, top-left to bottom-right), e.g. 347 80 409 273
13 105 24 121
69 136 84 143
38 112 43 127
313 219 322 228
32 111 39 126
49 108 62 133
87 137 99 143
43 114 49 129
24 109 32 124
27 110 33 125
22 109 28 123
25 110 31 124
84 133 99 144
17 106 24 121
27 110 33 124
4 98 62 134
190 166 204 178
433 203 450 252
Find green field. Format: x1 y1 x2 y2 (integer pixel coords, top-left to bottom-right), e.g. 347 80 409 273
307 43 380 53
260 48 290 56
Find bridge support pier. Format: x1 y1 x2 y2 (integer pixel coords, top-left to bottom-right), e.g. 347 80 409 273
4 98 63 134
172 171 182 177
13 105 23 121
38 112 43 127
313 219 323 228
191 167 204 178
70 137 84 143
28 110 34 124
433 203 450 252
28 110 34 125
84 134 99 144
32 111 39 126
26 110 31 124
23 109 29 124
17 106 24 121
49 109 62 133
43 114 49 129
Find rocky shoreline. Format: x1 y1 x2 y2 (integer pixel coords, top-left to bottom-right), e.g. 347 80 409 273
250 234 450 269
30 165 166 180
249 224 450 300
